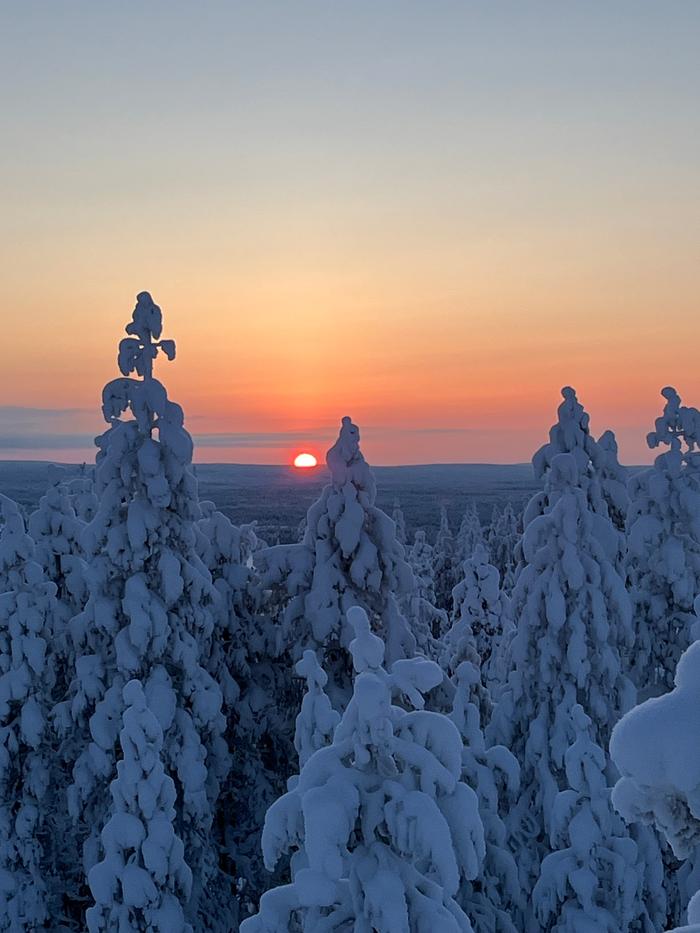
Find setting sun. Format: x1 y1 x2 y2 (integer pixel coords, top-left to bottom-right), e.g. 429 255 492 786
293 452 318 469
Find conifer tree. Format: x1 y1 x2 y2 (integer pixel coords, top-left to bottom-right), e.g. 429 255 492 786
488 448 657 928
612 596 700 928
243 607 486 933
87 680 192 932
597 430 629 536
534 705 658 932
450 660 522 931
626 387 700 695
260 416 415 707
404 528 446 657
433 506 457 610
293 650 339 770
0 496 57 929
448 542 512 694
456 502 484 568
486 502 520 591
392 498 407 548
55 293 228 926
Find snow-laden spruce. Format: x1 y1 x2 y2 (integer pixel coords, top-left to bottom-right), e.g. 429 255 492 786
196 501 295 919
487 450 651 927
527 387 623 569
611 595 700 924
293 650 340 769
533 704 659 932
259 416 415 706
243 606 485 932
433 506 457 611
447 542 512 696
87 679 192 932
597 430 629 535
626 387 700 695
486 502 520 594
455 502 484 568
392 499 407 548
55 293 228 925
450 659 522 931
405 529 446 659
0 495 57 929
28 466 88 694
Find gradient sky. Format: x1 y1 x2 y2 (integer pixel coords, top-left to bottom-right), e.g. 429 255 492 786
1 2 698 465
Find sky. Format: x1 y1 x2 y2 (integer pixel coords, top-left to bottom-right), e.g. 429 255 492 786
0 2 698 465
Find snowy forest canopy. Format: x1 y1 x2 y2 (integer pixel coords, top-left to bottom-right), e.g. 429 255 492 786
1 293 700 932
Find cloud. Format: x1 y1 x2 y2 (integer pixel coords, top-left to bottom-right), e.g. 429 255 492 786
193 430 330 448
0 434 95 450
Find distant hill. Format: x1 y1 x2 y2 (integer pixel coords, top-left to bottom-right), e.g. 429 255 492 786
0 460 541 543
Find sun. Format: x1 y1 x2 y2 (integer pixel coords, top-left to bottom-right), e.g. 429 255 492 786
294 452 318 469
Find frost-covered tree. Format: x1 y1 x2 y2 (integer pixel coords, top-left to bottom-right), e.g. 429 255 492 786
392 499 407 548
626 387 700 695
55 293 228 926
448 543 512 694
293 650 340 770
28 466 87 654
450 660 521 931
0 495 57 929
486 502 520 591
456 502 484 567
405 529 446 658
259 416 415 707
433 506 457 610
87 679 192 932
488 452 647 926
527 387 622 569
67 464 99 524
597 430 629 535
611 595 700 927
196 502 297 918
534 704 658 932
243 606 486 933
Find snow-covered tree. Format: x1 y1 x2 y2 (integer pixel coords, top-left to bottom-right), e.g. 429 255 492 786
403 529 446 657
259 416 415 707
456 502 484 568
486 502 520 591
597 430 629 535
448 543 512 695
87 679 192 932
0 495 57 929
450 660 521 931
392 499 407 548
611 595 700 928
28 466 87 657
67 464 99 524
196 501 296 918
242 606 486 933
433 506 457 610
534 704 658 932
293 650 339 770
527 387 623 569
488 451 647 926
626 387 700 695
56 292 228 926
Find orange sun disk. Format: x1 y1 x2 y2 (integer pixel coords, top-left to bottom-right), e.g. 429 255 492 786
294 452 318 468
